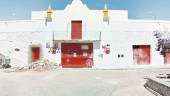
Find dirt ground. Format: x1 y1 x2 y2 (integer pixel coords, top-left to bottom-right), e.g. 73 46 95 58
0 68 168 96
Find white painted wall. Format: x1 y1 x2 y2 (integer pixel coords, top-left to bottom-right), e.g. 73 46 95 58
0 0 169 68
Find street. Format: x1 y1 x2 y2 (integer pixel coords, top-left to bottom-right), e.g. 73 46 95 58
0 69 165 96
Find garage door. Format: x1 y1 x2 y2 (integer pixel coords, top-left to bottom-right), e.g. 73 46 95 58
133 45 150 64
61 43 93 68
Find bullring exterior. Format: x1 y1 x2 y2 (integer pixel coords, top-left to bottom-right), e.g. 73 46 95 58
0 0 170 69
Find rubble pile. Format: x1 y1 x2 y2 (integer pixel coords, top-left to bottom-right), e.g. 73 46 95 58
15 59 59 72
29 59 59 71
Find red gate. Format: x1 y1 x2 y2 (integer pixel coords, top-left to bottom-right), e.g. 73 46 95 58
61 43 93 68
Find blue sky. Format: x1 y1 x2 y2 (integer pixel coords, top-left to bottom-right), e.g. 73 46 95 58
0 0 169 20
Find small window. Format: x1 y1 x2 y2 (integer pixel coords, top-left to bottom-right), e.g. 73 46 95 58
118 54 124 58
14 48 20 51
118 54 121 58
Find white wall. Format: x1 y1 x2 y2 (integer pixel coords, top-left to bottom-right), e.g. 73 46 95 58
0 0 170 68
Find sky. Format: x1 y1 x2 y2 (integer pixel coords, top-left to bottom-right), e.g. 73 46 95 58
0 0 170 21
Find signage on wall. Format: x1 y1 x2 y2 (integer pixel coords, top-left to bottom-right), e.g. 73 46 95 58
102 44 110 54
49 48 60 54
47 42 60 54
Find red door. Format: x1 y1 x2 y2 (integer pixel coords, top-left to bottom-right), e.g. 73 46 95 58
32 47 40 62
61 43 93 68
71 21 82 40
164 52 170 64
133 45 150 64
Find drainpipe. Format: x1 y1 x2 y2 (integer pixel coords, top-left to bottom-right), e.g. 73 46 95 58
52 32 55 48
67 22 69 40
100 32 102 41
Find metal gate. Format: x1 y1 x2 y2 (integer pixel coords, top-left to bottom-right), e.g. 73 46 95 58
61 43 93 68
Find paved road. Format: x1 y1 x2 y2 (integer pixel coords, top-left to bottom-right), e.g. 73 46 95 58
0 69 164 96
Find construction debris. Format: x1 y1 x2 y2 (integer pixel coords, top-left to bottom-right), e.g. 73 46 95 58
13 59 60 72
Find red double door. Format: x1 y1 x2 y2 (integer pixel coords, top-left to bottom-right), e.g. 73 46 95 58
61 43 93 68
133 45 150 64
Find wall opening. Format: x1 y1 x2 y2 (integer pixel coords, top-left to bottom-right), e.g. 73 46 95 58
61 43 93 68
71 21 82 40
31 47 40 62
133 45 151 64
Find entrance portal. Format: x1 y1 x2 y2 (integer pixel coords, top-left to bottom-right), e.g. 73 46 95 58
31 47 40 62
61 43 93 68
133 45 150 64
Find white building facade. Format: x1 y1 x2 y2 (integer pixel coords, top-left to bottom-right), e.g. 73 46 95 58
0 0 170 69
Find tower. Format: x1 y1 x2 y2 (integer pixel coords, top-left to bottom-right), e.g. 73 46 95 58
103 1 109 23
47 4 52 18
46 4 53 23
103 4 108 17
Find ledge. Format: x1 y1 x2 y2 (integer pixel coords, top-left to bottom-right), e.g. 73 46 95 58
144 77 170 96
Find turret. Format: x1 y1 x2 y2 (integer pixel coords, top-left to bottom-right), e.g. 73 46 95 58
47 4 52 17
103 4 108 17
46 4 53 23
103 3 109 23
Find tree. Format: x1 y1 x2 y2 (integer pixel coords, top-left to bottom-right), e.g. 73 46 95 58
153 30 170 56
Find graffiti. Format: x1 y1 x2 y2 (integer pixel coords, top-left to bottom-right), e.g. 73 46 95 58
47 42 60 54
48 48 60 54
102 44 110 54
